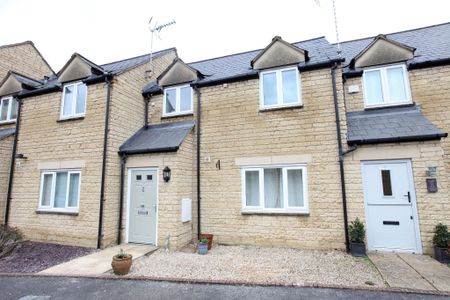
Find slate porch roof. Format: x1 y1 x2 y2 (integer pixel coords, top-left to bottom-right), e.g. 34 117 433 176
119 121 195 155
346 106 447 145
0 127 15 141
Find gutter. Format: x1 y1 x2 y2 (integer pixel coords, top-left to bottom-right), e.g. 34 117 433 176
97 74 113 249
18 85 61 99
192 85 201 239
117 153 127 245
331 63 350 252
408 57 450 70
118 146 179 156
4 97 22 226
349 133 448 145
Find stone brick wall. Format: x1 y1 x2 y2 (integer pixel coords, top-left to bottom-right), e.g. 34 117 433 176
0 136 13 223
0 42 53 81
9 84 107 247
195 67 347 250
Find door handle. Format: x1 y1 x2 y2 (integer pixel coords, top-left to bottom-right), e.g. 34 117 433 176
403 191 411 203
153 204 157 212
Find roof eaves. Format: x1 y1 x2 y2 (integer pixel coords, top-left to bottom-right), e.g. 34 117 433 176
348 133 448 145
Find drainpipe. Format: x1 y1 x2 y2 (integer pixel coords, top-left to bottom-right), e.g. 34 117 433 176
4 97 22 226
331 63 350 252
193 85 201 239
117 153 127 245
97 75 112 249
144 95 150 129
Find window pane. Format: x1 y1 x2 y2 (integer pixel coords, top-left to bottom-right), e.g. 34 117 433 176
264 168 283 208
165 89 176 113
381 170 393 196
54 172 68 208
365 70 383 105
1 98 9 121
41 174 53 206
75 84 87 114
288 169 304 207
63 85 75 116
282 69 298 104
386 67 407 102
180 87 192 112
245 171 260 206
9 99 17 120
262 72 277 106
68 173 80 207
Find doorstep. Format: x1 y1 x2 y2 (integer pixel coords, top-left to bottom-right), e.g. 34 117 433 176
369 252 450 292
39 244 157 276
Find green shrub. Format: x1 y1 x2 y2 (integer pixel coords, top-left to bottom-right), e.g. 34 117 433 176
433 223 450 248
349 218 365 243
198 238 209 244
0 225 23 258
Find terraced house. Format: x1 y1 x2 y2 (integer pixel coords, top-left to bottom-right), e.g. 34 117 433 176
2 22 450 256
0 41 54 224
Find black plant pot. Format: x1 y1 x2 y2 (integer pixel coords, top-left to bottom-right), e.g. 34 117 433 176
350 242 366 257
434 246 450 263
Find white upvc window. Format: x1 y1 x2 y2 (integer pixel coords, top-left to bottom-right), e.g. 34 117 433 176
241 165 308 214
38 170 81 212
363 64 411 108
0 96 18 123
259 66 301 109
61 82 87 119
163 84 193 117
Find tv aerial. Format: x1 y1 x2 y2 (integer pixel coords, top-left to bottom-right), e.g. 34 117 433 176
145 17 176 78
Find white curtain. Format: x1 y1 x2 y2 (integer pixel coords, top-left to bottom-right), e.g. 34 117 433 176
245 171 259 206
387 67 407 102
54 172 68 208
264 168 283 208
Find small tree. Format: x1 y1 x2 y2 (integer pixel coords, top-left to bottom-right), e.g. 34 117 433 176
433 223 449 248
349 218 365 243
0 225 23 258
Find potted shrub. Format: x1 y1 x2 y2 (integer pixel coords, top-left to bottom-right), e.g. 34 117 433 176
349 218 366 257
111 249 133 275
197 238 209 255
433 223 450 263
199 233 214 250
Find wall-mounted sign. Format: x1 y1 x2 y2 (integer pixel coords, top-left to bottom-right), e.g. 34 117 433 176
426 178 438 193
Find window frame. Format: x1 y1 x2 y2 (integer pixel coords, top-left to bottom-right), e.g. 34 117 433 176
162 84 193 117
259 66 302 110
0 96 17 123
362 64 412 108
241 164 309 214
60 81 87 119
38 169 81 213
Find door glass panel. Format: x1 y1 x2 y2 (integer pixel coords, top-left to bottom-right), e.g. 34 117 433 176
147 175 152 181
282 69 298 104
136 175 142 180
381 170 393 196
264 168 284 208
41 174 53 206
68 173 80 207
1 98 9 121
287 169 304 207
262 72 277 106
54 172 68 208
245 170 259 206
365 70 384 105
165 89 176 113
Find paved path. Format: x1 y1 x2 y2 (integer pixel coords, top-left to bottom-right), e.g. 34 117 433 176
40 244 156 275
1 275 448 300
369 252 450 292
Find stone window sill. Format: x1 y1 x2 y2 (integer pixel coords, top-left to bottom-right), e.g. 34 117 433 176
36 210 79 216
259 105 303 112
161 113 194 120
241 211 309 216
57 116 85 123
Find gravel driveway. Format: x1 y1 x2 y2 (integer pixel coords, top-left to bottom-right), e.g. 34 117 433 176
128 245 386 288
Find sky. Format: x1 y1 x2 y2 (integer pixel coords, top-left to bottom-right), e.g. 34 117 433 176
0 0 449 72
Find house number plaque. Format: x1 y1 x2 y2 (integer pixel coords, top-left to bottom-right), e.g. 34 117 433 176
138 210 149 215
426 178 438 193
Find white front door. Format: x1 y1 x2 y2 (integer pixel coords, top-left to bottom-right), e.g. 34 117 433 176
128 169 158 244
362 160 421 253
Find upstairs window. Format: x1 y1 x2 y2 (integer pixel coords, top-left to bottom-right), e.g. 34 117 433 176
0 96 18 123
260 67 301 109
61 82 87 119
163 85 193 117
39 170 81 212
242 165 308 214
363 64 411 107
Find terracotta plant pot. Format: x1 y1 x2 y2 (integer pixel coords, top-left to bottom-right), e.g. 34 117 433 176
199 234 214 250
111 254 133 275
350 242 366 257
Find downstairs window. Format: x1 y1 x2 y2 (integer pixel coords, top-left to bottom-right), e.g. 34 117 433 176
39 170 81 212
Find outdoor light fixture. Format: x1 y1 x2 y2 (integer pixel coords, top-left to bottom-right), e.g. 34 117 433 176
163 166 171 182
14 153 27 160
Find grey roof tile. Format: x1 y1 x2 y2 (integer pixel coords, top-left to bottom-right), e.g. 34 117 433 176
347 106 447 144
0 127 15 141
119 121 194 154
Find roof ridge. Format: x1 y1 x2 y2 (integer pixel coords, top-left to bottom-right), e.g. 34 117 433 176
100 47 176 67
188 36 327 66
0 40 33 50
337 21 450 45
